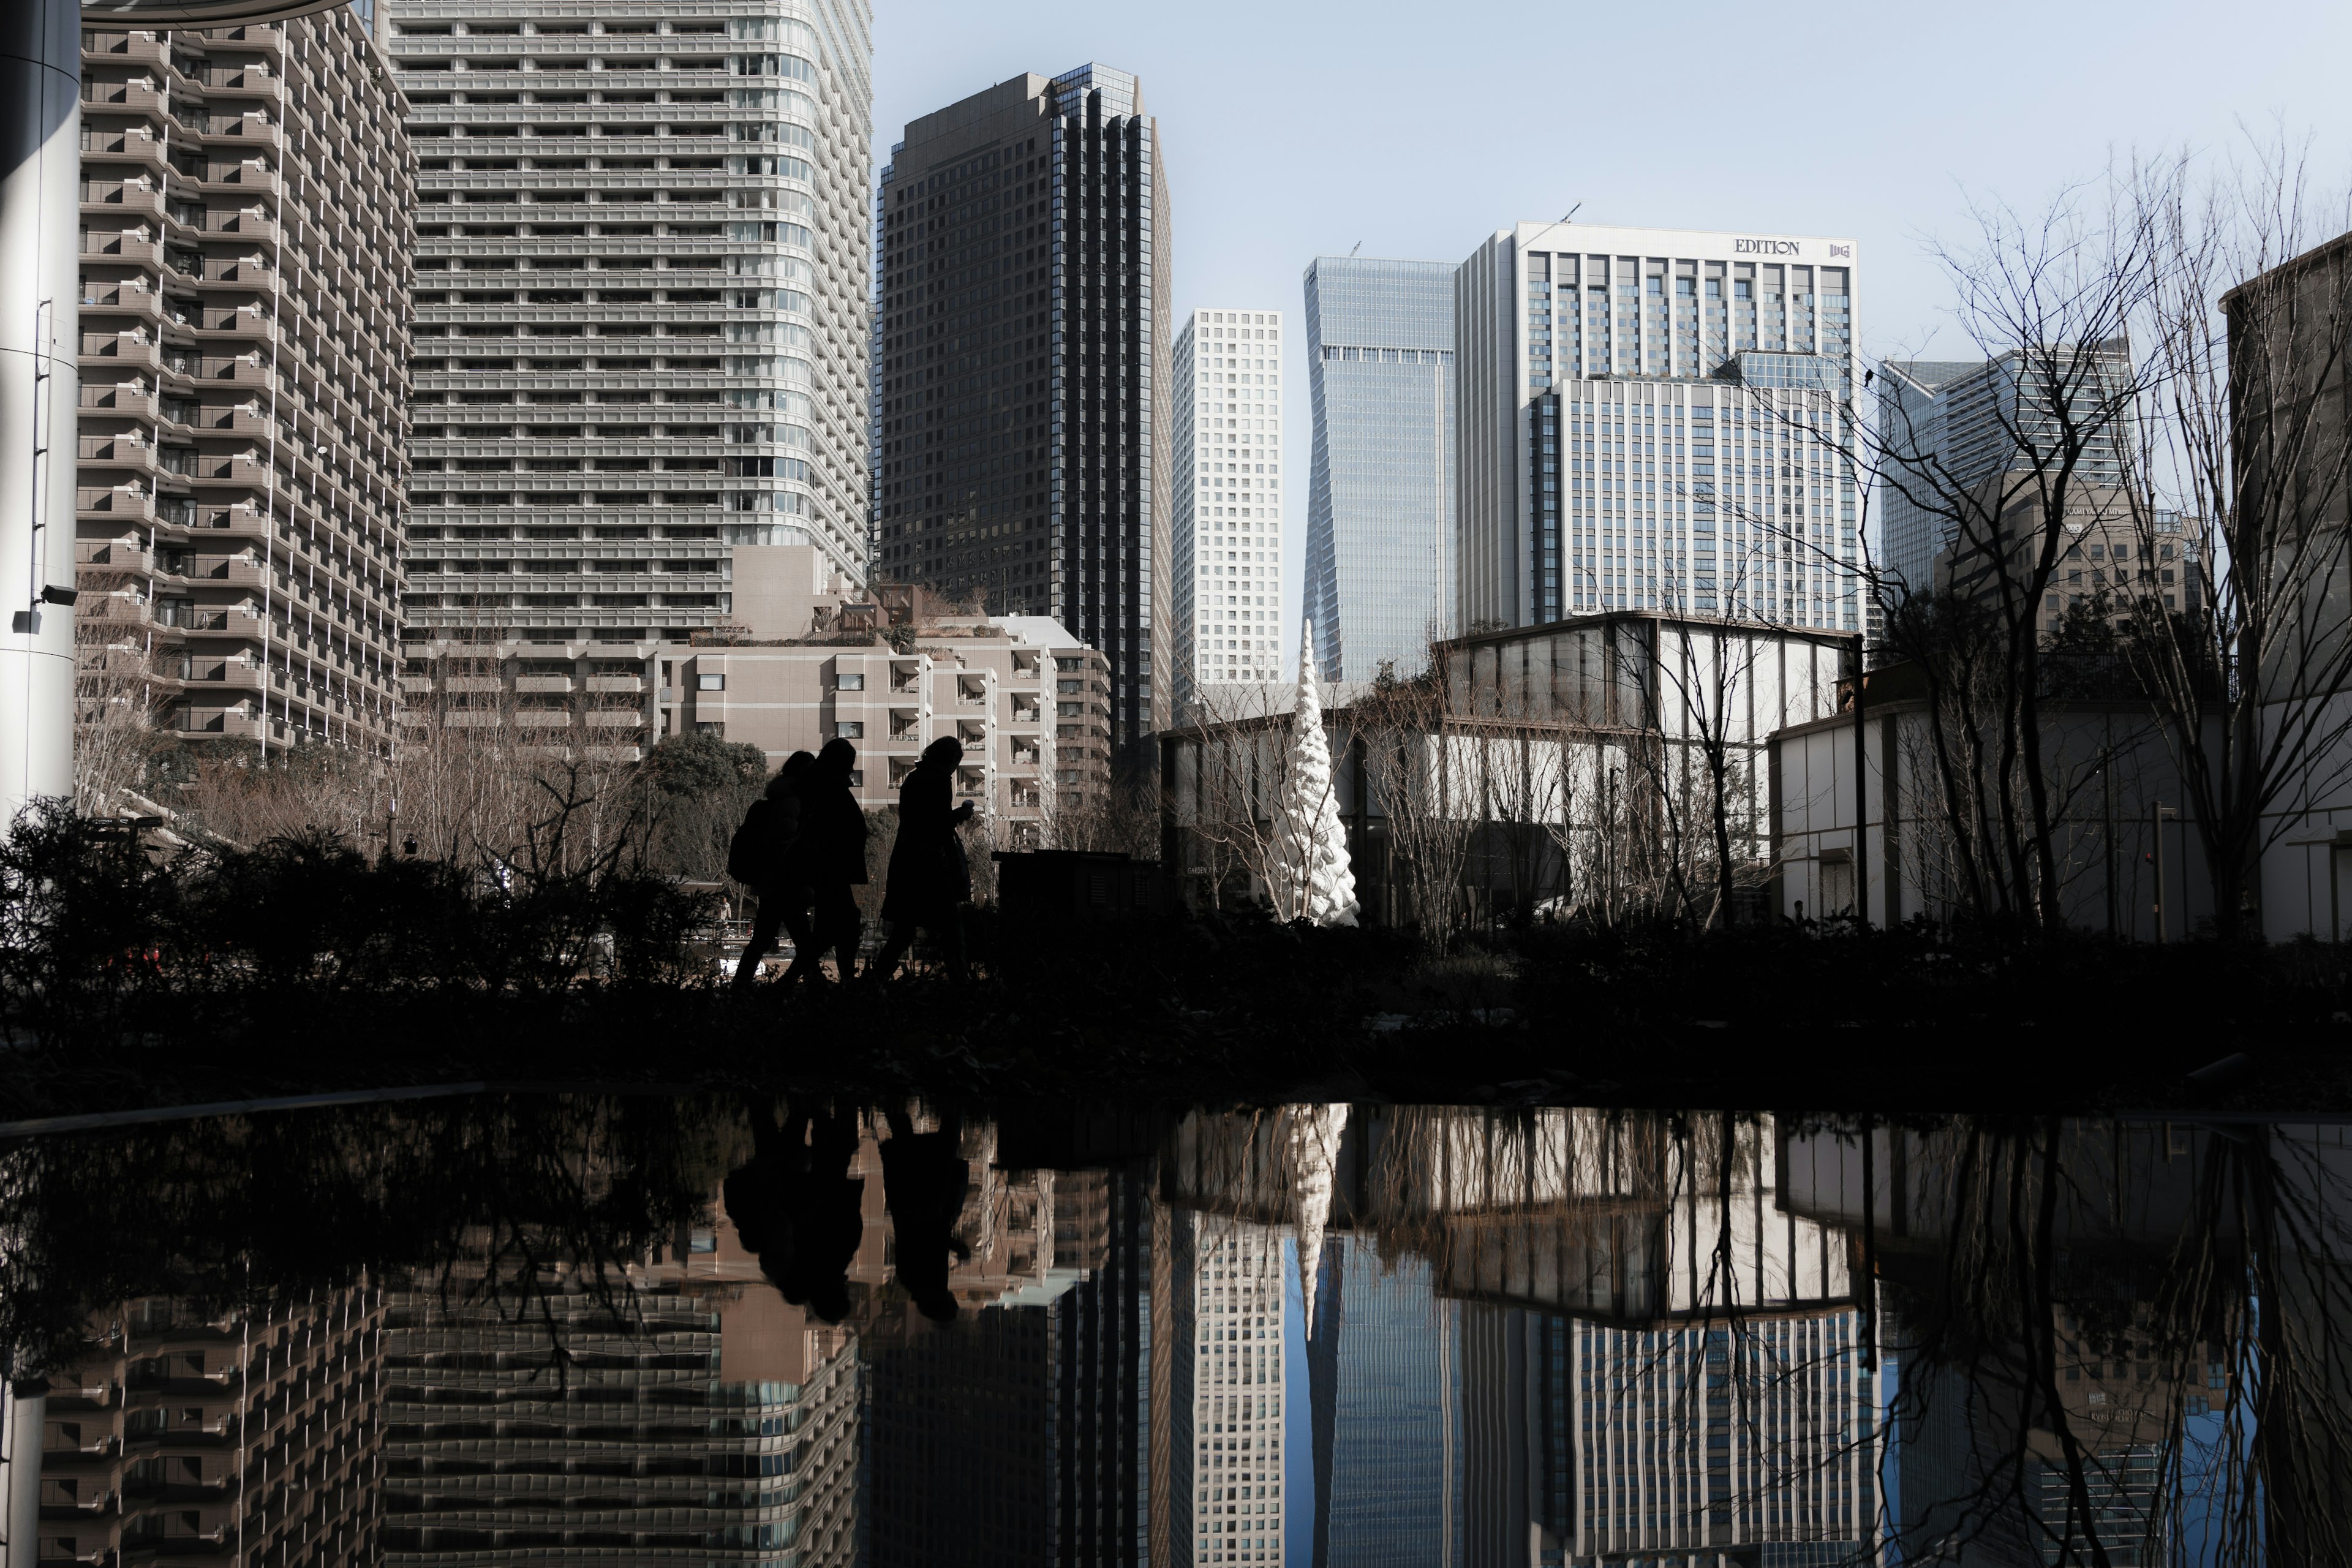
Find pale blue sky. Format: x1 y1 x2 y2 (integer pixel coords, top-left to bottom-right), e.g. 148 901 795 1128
870 0 2352 671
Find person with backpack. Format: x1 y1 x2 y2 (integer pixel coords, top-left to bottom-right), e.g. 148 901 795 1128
729 752 815 994
781 737 869 984
870 736 974 985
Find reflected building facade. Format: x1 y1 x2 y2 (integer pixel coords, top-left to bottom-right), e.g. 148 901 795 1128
1308 1239 1464 1567
35 1289 385 1568
379 1199 861 1564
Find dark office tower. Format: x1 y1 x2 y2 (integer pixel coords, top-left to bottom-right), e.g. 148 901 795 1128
875 66 1171 745
1054 1167 1154 1566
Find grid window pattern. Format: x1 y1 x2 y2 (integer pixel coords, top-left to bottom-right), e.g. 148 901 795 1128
1459 225 1862 635
1173 306 1284 707
386 0 875 654
74 12 411 755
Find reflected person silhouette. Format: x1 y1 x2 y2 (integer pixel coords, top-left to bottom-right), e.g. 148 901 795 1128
723 1098 864 1324
880 1105 971 1322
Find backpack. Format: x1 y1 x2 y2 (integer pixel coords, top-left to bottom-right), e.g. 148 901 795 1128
728 796 799 886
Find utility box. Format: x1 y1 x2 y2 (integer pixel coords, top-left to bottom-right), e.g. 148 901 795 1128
992 850 1166 921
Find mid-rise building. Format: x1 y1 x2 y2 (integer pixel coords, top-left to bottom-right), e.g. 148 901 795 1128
1876 344 2134 599
1457 222 1861 635
1301 257 1457 683
1172 306 1286 706
383 0 873 651
74 11 413 755
872 66 1170 748
398 543 1114 812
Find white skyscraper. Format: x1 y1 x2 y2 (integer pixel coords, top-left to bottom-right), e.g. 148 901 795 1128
1173 307 1286 707
1457 222 1861 635
1192 1221 1290 1566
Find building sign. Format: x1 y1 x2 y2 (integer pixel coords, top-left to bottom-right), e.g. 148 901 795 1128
1734 238 1804 256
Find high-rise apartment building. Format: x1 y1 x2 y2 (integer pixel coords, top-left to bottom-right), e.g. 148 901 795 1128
1302 258 1456 683
74 10 413 755
873 66 1170 747
384 0 872 666
1877 344 2135 597
1172 306 1285 704
1457 222 1861 634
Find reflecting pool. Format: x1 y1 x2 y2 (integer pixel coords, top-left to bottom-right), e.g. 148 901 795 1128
1 1097 2343 1565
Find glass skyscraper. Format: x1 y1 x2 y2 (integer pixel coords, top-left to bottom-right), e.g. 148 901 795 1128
1301 258 1457 682
1876 344 2135 600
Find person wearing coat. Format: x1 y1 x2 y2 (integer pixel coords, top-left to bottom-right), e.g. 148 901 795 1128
782 737 869 984
730 751 815 993
871 736 973 984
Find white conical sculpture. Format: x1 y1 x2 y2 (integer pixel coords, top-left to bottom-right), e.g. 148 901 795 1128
1270 619 1360 927
1286 1102 1349 1338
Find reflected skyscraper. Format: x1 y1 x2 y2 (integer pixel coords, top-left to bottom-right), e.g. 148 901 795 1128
1301 257 1458 682
1308 1239 1464 1567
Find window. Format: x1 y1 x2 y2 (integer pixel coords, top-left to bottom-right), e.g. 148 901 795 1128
834 720 862 739
696 673 725 691
835 671 864 690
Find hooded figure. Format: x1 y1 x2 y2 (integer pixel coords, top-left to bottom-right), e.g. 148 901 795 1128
782 736 869 983
871 735 973 984
730 751 816 993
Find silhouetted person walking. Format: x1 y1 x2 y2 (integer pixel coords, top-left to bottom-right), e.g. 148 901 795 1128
723 1098 865 1324
871 736 973 984
784 737 868 984
729 751 815 993
879 1104 970 1322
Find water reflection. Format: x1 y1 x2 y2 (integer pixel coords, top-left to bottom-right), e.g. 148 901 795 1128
1 1100 2344 1566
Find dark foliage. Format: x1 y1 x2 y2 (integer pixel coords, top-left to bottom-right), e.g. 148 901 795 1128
0 801 721 1054
2 796 2350 1125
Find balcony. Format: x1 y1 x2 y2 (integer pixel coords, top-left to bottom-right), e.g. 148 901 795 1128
514 674 573 694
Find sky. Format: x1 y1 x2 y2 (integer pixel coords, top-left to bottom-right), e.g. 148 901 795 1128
869 0 2352 676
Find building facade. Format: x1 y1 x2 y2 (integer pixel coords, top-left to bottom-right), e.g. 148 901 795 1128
74 11 413 755
379 1197 861 1566
1301 257 1456 684
1172 306 1286 706
383 0 873 652
658 616 1107 834
36 1288 386 1567
1457 223 1861 636
1877 344 2135 603
873 66 1170 747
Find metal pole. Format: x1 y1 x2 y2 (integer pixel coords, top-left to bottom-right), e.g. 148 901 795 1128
1 1379 46 1568
0 0 83 823
1851 633 1868 924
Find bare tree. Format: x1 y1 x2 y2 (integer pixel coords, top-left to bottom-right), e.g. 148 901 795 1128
1164 667 1291 910
1352 663 1473 949
1860 187 2159 925
2117 138 2352 938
